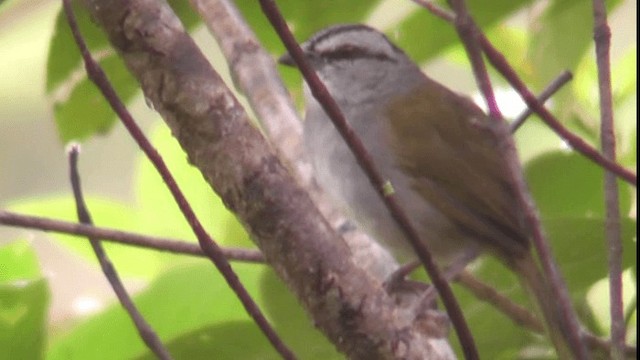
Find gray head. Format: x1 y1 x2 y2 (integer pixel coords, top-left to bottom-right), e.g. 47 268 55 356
279 24 404 68
280 24 423 102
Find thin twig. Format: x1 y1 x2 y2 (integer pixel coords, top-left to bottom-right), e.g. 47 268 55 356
510 71 573 132
410 0 454 21
457 270 637 357
73 1 451 358
68 145 172 360
443 1 588 358
189 0 304 173
0 210 264 262
61 1 295 358
592 1 625 359
478 31 636 186
191 0 398 283
584 333 637 359
258 1 479 359
456 271 544 333
412 0 636 186
447 0 501 119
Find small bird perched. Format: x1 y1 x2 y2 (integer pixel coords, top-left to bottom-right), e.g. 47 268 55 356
279 24 583 358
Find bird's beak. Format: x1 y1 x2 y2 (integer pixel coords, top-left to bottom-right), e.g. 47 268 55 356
277 52 296 67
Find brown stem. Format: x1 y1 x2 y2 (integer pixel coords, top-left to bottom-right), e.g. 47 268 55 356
444 1 588 358
584 333 637 359
457 270 637 357
456 271 544 333
258 1 478 359
61 1 295 358
592 1 626 359
447 0 501 119
189 0 304 174
190 0 400 285
478 31 636 186
67 145 172 360
71 0 453 358
510 71 573 133
0 210 264 262
413 0 636 186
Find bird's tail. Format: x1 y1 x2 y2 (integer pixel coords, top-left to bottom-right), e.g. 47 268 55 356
511 253 587 359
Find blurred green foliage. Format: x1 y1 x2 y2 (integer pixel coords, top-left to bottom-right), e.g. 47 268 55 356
0 0 635 359
0 241 49 360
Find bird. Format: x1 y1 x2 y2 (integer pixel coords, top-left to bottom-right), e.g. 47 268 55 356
279 24 585 359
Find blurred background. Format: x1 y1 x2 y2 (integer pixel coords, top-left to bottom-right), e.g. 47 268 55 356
0 0 636 358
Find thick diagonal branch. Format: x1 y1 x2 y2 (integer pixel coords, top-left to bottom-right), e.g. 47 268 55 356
77 0 452 358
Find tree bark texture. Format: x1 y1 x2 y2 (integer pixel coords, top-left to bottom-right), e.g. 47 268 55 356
79 0 454 358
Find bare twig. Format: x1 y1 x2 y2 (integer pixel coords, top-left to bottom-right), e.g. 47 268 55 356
65 0 452 358
584 333 637 359
191 0 398 283
447 0 501 119
258 1 478 359
61 1 295 358
478 31 636 186
456 271 544 333
0 210 264 262
444 1 587 358
410 0 454 21
592 1 625 359
68 145 172 360
457 270 637 357
510 71 573 132
189 0 304 173
412 0 636 186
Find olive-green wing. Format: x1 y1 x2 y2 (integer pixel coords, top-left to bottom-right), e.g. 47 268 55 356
386 80 530 259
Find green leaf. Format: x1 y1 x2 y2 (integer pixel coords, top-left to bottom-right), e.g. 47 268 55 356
574 46 637 108
275 0 535 114
46 2 137 142
0 242 49 360
48 262 268 360
586 270 637 338
483 25 529 81
167 1 201 32
237 0 381 99
447 215 636 356
611 48 638 104
572 46 637 161
395 0 534 64
528 0 623 90
450 257 536 359
436 24 530 92
235 0 379 56
9 196 163 278
52 56 139 142
138 268 341 359
407 261 530 357
525 151 633 218
259 270 341 359
134 322 279 360
0 240 41 282
46 1 110 93
545 217 637 298
514 119 566 164
134 123 253 248
46 1 201 142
